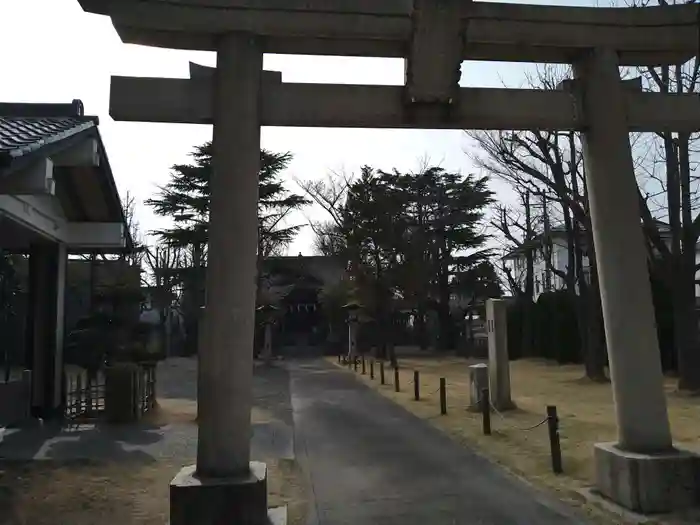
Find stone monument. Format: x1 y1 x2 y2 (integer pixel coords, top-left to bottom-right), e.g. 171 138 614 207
486 299 515 411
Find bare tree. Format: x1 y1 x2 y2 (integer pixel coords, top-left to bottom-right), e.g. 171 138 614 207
143 244 185 356
468 124 608 379
491 188 538 299
295 169 353 256
466 64 608 380
490 187 540 356
626 0 700 389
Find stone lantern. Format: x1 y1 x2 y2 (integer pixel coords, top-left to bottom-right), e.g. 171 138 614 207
342 301 362 363
256 304 278 364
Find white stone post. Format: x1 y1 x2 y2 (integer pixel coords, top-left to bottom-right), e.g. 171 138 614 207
574 48 672 453
196 33 263 478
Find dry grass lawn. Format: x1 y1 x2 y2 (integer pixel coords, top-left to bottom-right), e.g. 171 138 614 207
0 402 309 525
332 355 700 524
0 457 305 525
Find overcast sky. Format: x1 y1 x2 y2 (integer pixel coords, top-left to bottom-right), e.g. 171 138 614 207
1 0 596 255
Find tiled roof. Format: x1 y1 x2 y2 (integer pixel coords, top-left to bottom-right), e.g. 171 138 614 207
0 100 97 169
0 117 95 163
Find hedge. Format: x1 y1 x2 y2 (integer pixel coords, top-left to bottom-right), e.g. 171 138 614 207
506 279 676 369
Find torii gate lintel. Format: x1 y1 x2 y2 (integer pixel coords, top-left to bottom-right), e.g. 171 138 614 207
79 0 698 66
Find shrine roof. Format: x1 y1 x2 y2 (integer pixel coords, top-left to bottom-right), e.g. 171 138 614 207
0 101 97 172
0 100 130 246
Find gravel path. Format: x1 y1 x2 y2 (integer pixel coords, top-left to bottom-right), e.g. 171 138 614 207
0 358 294 463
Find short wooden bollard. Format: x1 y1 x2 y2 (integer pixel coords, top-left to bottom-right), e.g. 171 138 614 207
361 357 366 375
353 358 358 372
380 362 385 385
481 387 491 435
394 366 400 392
370 360 375 379
439 378 447 415
547 405 563 474
413 371 420 401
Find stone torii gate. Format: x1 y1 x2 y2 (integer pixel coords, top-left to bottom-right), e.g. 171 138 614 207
79 0 700 520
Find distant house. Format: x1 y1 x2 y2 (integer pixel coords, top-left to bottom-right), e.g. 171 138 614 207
0 99 129 420
502 221 700 301
501 225 588 300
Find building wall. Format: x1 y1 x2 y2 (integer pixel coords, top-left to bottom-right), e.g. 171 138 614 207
504 241 579 301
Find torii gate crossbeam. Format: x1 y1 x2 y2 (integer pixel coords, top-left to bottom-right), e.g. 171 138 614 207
78 0 700 521
110 71 700 132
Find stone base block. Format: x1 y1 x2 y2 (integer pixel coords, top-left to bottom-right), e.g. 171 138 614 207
170 462 268 525
594 442 700 514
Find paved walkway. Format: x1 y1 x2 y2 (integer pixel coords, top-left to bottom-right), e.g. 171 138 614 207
290 359 588 525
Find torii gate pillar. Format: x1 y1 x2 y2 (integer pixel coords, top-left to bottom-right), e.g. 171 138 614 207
170 33 270 525
576 48 698 513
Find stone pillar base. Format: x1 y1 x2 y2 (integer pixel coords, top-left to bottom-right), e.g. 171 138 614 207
170 462 268 525
594 442 700 514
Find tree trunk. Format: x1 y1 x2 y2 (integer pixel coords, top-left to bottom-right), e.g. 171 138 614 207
573 230 589 359
676 133 700 390
415 303 428 349
437 268 453 351
582 230 608 381
467 309 475 355
184 243 204 355
521 191 535 356
562 200 585 368
662 123 687 381
568 138 592 376
568 137 606 380
374 329 388 360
